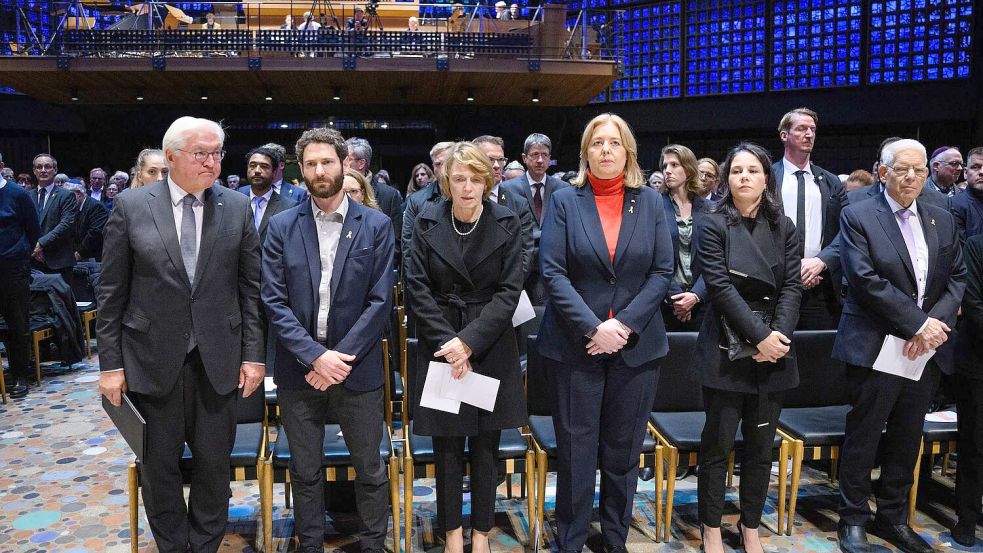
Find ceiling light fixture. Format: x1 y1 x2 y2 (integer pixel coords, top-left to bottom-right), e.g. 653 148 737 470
332 88 341 101
531 89 540 103
466 89 475 102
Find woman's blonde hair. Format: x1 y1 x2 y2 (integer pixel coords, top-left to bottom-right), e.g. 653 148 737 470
345 169 380 211
131 148 165 189
572 113 644 189
438 142 495 201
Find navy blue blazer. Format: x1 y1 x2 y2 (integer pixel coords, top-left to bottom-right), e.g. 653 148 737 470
661 193 710 300
950 188 983 245
536 184 674 367
833 192 966 369
261 198 395 391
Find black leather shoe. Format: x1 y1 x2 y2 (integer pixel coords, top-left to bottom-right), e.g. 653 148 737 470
638 466 655 481
951 520 977 547
870 520 934 553
837 522 871 553
8 377 28 399
602 544 628 553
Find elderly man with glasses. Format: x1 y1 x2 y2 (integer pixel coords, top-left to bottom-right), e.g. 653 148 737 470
925 146 964 197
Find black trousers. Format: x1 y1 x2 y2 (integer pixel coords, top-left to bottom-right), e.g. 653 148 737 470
838 364 936 526
795 285 840 330
131 349 237 553
432 430 501 533
0 262 32 379
955 373 983 525
278 384 389 552
546 355 659 551
698 387 783 528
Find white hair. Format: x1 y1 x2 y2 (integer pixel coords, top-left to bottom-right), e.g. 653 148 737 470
880 139 926 167
161 116 225 166
112 170 129 182
63 182 84 194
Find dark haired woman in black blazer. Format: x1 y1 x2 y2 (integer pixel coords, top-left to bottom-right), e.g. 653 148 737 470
691 142 803 553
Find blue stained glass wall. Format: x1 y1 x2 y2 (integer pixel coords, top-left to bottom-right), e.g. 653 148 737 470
607 2 683 101
771 0 862 90
685 0 766 96
868 0 973 84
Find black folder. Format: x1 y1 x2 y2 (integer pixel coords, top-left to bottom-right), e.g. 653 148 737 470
102 393 147 461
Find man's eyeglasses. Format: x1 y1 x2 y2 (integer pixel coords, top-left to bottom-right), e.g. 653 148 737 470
179 149 226 163
887 165 930 178
489 157 508 166
941 160 964 169
524 152 550 160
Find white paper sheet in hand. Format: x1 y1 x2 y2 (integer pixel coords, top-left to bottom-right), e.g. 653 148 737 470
512 290 535 327
264 376 277 392
420 362 461 414
439 369 501 412
871 335 935 381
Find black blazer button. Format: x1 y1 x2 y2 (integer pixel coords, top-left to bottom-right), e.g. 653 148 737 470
183 332 190 339
609 278 616 285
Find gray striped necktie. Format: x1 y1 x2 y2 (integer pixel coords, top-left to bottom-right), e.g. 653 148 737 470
181 194 197 284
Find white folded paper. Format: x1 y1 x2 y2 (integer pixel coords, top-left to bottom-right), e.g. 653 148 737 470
871 335 935 381
512 290 536 327
264 376 277 392
439 367 501 412
420 362 461 414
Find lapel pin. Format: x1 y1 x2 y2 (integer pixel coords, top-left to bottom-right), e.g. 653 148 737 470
217 202 223 206
931 218 936 225
629 206 634 214
346 231 353 239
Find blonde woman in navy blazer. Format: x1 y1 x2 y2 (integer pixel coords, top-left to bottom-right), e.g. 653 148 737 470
536 113 673 553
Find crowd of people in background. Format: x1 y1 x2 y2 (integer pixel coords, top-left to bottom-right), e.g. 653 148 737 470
2 106 983 553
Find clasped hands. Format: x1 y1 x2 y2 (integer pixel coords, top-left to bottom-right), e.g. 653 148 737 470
435 337 472 380
587 318 631 356
902 317 950 361
753 331 791 363
670 292 699 322
306 349 355 391
800 257 825 290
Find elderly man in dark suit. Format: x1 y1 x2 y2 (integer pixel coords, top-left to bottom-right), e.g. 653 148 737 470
771 108 847 329
262 127 395 553
346 137 403 250
848 137 951 211
67 182 109 262
834 138 965 553
500 133 569 304
97 116 264 553
31 153 77 285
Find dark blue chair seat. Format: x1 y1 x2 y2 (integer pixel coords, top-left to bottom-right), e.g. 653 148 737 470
271 424 392 469
529 414 657 458
650 411 783 451
407 421 527 464
153 421 267 471
777 405 853 446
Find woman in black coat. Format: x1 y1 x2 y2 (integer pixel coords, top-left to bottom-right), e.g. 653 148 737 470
405 141 526 553
691 142 803 553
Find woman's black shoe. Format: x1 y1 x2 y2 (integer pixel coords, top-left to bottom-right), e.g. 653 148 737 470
951 520 977 547
8 377 29 399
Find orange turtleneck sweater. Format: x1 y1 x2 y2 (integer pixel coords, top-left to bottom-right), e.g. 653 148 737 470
588 170 624 263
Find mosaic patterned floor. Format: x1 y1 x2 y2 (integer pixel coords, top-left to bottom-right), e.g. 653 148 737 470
0 356 979 552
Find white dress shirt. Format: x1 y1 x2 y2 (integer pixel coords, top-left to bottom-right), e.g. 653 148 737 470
489 184 500 204
272 180 282 195
167 178 204 255
526 171 545 196
89 189 103 202
313 195 349 342
883 192 929 309
249 188 274 227
780 158 823 258
0 175 6 190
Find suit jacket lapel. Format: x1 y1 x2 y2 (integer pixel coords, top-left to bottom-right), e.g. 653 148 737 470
419 201 473 285
874 195 917 285
613 188 640 270
38 186 55 223
192 187 223 294
813 164 830 242
259 191 280 236
297 201 322 303
148 182 192 290
918 204 939 289
466 202 510 270
575 186 614 275
330 201 363 298
728 215 777 288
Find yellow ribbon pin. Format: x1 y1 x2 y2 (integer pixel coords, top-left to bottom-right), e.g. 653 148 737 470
930 218 936 225
346 231 352 239
629 206 634 214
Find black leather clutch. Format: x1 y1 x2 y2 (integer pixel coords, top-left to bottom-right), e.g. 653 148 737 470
720 310 773 361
